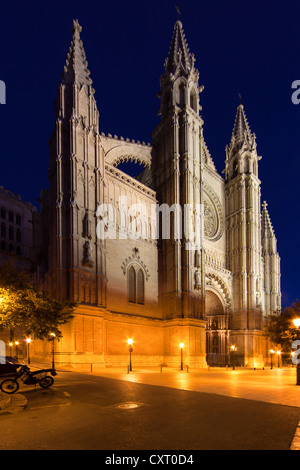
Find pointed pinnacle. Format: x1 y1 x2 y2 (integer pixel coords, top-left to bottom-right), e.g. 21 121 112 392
229 103 255 152
262 201 275 238
62 19 93 87
165 20 193 75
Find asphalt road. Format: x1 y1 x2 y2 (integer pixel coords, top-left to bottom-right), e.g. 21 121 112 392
0 370 299 451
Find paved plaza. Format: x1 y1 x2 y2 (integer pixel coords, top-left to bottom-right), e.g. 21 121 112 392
1 364 300 450
92 365 300 408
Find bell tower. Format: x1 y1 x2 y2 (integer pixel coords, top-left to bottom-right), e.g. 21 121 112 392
225 103 265 366
152 20 205 320
47 20 106 305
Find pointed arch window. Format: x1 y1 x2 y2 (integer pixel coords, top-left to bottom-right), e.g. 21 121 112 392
137 269 144 304
128 265 145 305
190 89 197 112
1 223 6 237
128 266 136 303
178 83 185 107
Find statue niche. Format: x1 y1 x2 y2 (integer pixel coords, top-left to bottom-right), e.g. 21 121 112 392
82 240 94 268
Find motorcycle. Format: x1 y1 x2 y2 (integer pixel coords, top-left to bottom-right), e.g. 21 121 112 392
0 365 57 394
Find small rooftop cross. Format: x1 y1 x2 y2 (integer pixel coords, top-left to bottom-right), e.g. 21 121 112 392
175 5 181 20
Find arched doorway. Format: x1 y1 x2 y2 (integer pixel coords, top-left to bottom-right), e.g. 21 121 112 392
205 290 230 366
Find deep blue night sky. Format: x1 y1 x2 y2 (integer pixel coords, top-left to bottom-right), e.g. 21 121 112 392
0 0 299 307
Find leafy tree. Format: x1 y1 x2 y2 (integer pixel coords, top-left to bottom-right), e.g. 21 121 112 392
266 300 300 352
0 262 76 340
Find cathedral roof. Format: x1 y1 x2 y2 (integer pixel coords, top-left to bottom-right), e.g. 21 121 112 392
164 20 195 75
62 19 93 88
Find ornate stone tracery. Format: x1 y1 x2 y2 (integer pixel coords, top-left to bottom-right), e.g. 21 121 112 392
202 185 224 242
121 247 150 281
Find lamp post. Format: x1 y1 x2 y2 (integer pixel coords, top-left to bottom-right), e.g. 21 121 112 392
9 342 13 356
293 318 300 385
230 345 237 370
50 333 56 369
26 338 31 364
180 343 184 370
276 350 281 369
269 349 275 369
128 338 133 372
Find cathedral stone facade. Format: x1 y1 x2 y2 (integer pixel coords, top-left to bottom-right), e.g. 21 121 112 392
38 19 281 369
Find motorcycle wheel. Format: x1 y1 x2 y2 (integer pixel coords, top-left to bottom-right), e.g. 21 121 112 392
38 376 54 389
0 379 19 394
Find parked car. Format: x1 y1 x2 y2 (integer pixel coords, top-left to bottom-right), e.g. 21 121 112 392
0 356 23 377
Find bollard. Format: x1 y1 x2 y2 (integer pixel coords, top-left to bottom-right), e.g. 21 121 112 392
160 365 162 373
186 365 189 373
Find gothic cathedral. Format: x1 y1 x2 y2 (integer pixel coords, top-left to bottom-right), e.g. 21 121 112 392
40 19 281 369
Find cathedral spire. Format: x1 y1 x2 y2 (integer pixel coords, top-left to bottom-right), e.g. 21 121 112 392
62 19 93 88
230 103 255 150
262 201 276 240
225 102 260 181
158 20 203 118
165 20 194 76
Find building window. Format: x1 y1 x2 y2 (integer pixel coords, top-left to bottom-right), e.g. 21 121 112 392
8 211 13 223
136 269 144 304
16 229 21 243
190 89 197 112
8 244 13 252
0 208 5 219
1 223 6 237
16 246 21 255
128 266 136 303
0 241 5 250
128 266 145 305
16 214 21 225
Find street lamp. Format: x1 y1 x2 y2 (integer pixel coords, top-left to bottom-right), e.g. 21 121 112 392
276 350 281 369
230 345 237 370
180 343 184 370
269 349 275 369
26 338 31 364
50 333 56 369
128 338 133 372
293 318 300 385
9 342 13 356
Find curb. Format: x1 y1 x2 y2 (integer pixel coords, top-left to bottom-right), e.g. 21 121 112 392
290 422 300 450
